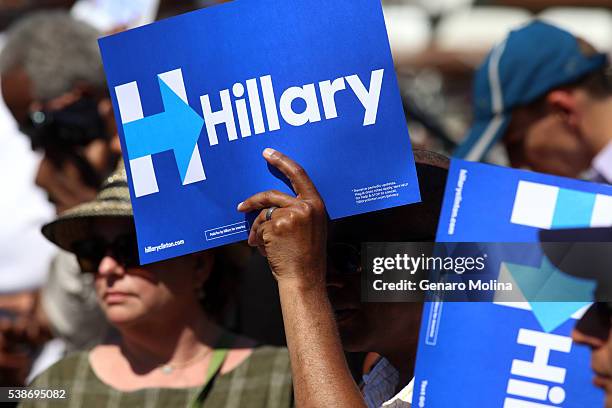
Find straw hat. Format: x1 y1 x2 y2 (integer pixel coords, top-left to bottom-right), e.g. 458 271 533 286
42 162 133 253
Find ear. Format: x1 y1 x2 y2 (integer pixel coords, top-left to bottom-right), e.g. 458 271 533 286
546 89 580 130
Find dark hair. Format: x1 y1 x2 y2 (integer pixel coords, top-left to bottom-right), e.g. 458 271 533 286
568 38 612 99
573 67 612 99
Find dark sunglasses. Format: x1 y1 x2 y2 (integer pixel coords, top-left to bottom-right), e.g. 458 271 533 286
72 234 140 273
327 242 362 275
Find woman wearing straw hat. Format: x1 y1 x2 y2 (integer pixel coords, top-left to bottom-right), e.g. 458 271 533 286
19 165 293 408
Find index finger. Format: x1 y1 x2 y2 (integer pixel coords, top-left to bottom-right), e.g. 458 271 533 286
263 148 320 199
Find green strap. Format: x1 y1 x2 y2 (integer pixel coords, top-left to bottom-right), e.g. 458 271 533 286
189 331 235 408
203 347 229 385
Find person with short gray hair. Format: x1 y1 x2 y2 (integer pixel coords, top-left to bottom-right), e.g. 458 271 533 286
0 10 105 104
0 10 121 385
0 10 119 209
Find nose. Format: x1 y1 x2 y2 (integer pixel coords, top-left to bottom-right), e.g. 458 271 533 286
97 255 125 277
35 156 52 190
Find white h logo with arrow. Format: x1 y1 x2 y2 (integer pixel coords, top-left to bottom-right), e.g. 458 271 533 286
115 69 206 198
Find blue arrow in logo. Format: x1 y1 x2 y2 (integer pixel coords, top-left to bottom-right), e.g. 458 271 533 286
123 78 204 183
504 257 595 332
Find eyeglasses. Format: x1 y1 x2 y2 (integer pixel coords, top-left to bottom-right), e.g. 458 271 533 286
72 234 140 273
327 242 362 275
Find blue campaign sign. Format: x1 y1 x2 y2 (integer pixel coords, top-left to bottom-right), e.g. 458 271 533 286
415 302 599 408
437 160 612 242
98 0 420 264
413 159 612 407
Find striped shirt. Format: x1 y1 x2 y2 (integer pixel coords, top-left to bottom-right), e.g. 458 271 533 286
19 346 293 408
362 358 413 408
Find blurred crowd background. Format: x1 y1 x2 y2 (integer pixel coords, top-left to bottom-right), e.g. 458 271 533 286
1 0 611 395
382 0 612 158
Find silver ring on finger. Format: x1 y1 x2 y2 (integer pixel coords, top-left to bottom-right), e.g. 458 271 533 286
265 206 278 221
